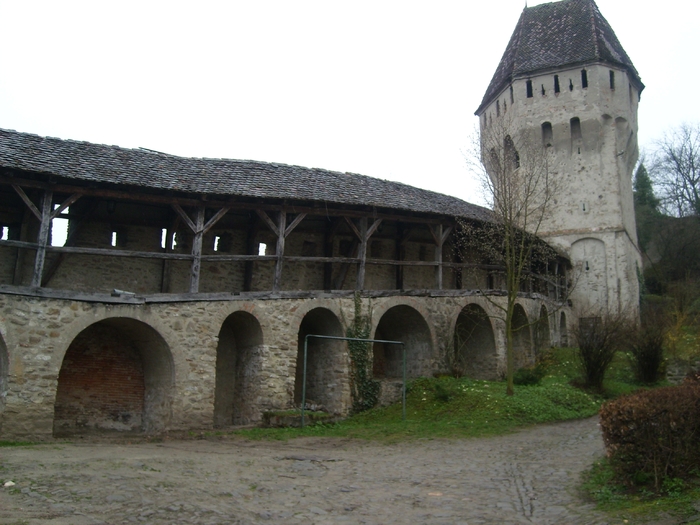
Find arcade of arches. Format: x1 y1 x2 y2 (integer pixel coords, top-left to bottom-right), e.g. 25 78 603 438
0 293 568 439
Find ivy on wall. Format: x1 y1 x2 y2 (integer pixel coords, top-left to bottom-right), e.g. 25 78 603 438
347 293 380 413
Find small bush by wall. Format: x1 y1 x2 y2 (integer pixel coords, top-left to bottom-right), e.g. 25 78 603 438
599 384 700 490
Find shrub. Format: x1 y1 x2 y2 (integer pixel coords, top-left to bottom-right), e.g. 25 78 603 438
513 350 553 386
573 313 628 390
599 383 700 491
627 306 669 384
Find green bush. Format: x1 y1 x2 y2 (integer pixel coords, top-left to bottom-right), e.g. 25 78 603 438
513 351 552 386
627 306 669 384
599 383 700 491
573 314 628 390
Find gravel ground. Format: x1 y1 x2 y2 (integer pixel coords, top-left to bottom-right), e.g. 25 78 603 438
0 417 639 524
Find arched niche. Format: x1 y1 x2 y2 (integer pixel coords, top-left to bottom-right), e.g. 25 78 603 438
571 238 607 311
512 304 533 368
53 318 174 436
453 303 497 380
535 305 551 353
214 311 264 427
294 308 348 415
373 305 432 379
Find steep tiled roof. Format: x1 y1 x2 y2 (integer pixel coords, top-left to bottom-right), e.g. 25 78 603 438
0 128 491 222
476 0 643 114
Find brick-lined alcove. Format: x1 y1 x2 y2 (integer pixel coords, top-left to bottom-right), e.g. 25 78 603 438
454 303 497 380
294 308 348 415
53 318 173 436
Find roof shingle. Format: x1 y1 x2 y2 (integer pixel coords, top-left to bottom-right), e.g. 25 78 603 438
476 0 643 114
0 128 491 222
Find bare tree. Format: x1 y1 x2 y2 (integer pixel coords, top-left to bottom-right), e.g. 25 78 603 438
652 123 700 217
458 116 562 395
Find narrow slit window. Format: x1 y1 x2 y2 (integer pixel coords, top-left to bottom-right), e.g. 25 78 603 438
172 232 178 250
541 84 546 96
496 100 500 117
526 80 533 98
609 70 615 89
258 242 267 256
571 117 582 140
213 235 221 252
569 78 574 91
161 228 167 249
51 204 69 247
554 75 560 93
542 122 553 147
585 261 590 271
581 69 588 88
509 85 514 103
111 231 118 247
1 226 8 240
503 100 507 113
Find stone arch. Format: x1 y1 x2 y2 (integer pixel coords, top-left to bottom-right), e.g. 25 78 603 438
53 318 174 436
571 238 607 311
294 307 349 415
214 311 264 427
373 305 432 379
453 303 497 380
560 311 568 347
535 305 551 353
512 304 533 368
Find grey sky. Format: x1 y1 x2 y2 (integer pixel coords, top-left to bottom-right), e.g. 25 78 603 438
1 0 697 207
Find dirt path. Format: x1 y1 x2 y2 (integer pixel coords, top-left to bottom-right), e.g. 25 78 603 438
1 417 611 524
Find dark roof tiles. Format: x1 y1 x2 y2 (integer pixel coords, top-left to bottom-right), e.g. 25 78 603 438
0 128 492 222
477 0 643 114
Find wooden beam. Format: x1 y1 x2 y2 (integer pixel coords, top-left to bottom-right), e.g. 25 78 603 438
31 189 53 288
256 209 279 236
11 184 41 220
172 204 197 233
356 217 368 290
42 199 99 287
189 205 205 293
202 206 231 235
243 213 259 292
12 207 31 286
160 215 180 293
284 213 306 237
344 216 361 240
395 223 404 290
49 193 81 220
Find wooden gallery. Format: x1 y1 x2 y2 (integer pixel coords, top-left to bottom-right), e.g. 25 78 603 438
0 129 568 438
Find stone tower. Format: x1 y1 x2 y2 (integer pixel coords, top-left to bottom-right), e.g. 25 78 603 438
476 0 644 316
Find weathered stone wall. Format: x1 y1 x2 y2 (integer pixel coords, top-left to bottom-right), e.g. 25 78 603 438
0 291 567 439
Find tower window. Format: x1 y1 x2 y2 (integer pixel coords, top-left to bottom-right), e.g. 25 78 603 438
526 80 533 98
570 117 582 140
503 99 507 113
554 75 560 93
541 84 546 96
258 242 267 256
581 69 588 88
542 122 553 147
509 85 514 104
569 78 574 91
609 70 615 90
213 235 221 252
496 100 500 117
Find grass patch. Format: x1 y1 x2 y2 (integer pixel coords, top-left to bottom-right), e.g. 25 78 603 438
235 348 633 442
0 441 35 447
582 458 700 523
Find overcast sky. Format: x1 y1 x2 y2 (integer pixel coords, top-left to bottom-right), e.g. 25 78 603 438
1 0 698 207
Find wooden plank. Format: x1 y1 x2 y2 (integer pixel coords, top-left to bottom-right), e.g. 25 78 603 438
256 209 279 236
189 205 205 293
1 175 460 226
202 206 231 235
11 184 41 220
44 245 194 260
334 239 358 289
284 213 306 237
172 204 197 233
243 213 259 292
395 223 404 290
161 215 180 293
344 217 361 240
49 193 82 220
31 190 53 288
367 218 383 238
273 211 286 291
42 199 99 286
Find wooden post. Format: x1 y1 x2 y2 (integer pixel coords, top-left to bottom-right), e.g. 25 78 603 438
395 223 405 290
243 214 259 292
430 224 453 290
356 217 368 290
31 189 53 288
13 208 31 285
273 211 286 292
189 205 205 293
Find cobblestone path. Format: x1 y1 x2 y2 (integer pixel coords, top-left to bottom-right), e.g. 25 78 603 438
1 417 616 524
